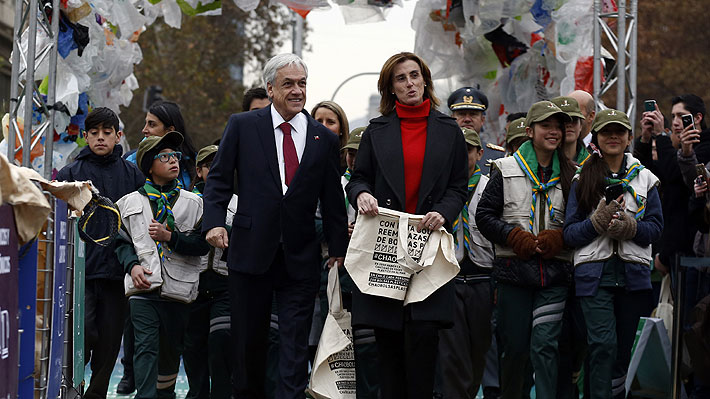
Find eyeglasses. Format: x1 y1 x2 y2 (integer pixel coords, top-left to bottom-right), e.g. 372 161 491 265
153 151 183 163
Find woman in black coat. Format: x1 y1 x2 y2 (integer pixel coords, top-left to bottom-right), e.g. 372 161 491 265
345 52 468 399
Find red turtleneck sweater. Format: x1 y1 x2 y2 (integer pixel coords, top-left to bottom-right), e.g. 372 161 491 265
396 99 430 214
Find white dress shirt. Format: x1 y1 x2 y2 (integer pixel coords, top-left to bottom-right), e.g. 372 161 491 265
270 104 308 194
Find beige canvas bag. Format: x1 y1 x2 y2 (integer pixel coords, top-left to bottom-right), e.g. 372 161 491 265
308 265 356 399
344 208 459 305
651 274 673 340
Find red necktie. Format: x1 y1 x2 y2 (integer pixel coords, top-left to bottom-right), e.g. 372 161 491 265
280 122 299 186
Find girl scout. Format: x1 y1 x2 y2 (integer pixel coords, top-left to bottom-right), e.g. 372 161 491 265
476 101 576 399
563 109 663 399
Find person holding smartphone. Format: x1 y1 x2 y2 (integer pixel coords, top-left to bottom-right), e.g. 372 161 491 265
674 94 709 188
564 109 663 399
634 96 701 280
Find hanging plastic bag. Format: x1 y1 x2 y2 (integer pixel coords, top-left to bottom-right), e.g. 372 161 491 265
552 0 593 64
307 265 356 399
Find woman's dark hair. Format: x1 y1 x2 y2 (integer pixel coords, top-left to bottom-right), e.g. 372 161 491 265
529 115 575 202
148 101 196 183
377 52 439 115
672 94 707 130
575 129 633 214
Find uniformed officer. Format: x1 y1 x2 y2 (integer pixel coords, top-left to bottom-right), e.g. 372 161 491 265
445 86 502 399
437 128 496 398
448 86 489 133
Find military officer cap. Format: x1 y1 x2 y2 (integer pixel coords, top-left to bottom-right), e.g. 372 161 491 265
448 87 488 112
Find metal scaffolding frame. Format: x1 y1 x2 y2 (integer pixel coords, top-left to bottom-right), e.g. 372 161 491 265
593 0 638 130
7 0 59 178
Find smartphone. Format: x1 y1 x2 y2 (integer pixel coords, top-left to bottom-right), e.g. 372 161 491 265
644 100 656 112
696 163 708 180
682 114 696 130
605 183 624 204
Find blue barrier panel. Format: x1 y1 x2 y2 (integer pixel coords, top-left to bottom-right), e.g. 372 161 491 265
73 222 85 389
18 237 38 399
47 199 68 399
0 205 19 399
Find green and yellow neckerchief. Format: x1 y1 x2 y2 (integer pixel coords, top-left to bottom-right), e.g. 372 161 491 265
452 165 481 257
513 141 561 231
143 178 180 260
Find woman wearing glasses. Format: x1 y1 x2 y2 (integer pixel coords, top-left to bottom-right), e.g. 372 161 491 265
115 131 209 399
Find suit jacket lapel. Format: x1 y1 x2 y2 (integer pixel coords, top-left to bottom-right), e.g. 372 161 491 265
417 112 453 212
285 110 318 196
256 107 282 190
370 114 406 208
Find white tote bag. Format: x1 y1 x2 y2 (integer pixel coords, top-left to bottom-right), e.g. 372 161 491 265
344 208 459 305
308 265 356 399
651 274 673 340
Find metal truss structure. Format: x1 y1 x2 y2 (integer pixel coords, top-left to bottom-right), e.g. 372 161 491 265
7 0 59 178
593 0 638 130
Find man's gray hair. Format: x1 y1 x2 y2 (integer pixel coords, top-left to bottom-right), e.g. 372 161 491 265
262 54 308 88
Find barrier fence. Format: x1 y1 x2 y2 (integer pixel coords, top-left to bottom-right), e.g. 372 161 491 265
0 195 84 399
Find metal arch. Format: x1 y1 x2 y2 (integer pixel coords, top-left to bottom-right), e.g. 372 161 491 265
593 0 638 132
7 0 59 179
330 72 380 102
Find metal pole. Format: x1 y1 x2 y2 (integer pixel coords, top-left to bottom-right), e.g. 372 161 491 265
593 0 601 110
7 0 25 161
616 0 626 111
44 0 60 179
671 255 685 399
292 13 303 58
38 196 55 399
629 0 638 135
22 0 40 167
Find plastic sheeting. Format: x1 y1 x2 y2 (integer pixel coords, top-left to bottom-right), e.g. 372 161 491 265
412 0 596 147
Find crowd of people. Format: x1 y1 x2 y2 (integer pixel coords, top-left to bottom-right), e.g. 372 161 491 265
56 51 710 399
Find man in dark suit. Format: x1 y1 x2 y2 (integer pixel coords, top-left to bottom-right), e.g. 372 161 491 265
202 53 348 399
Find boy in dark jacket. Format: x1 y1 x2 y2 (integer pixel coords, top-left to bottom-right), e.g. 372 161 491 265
56 107 144 399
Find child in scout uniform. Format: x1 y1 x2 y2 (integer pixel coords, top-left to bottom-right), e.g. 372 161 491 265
551 96 590 166
505 117 528 155
476 101 577 399
550 95 590 399
563 109 663 399
438 128 495 398
183 145 236 399
114 131 209 399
